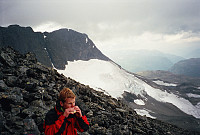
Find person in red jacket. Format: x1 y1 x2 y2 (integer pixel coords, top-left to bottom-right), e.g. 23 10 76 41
44 88 89 135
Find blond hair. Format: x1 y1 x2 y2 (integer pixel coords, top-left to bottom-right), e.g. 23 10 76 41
59 88 76 102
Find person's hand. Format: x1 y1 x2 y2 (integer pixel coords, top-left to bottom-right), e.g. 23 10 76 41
63 107 76 118
74 106 82 118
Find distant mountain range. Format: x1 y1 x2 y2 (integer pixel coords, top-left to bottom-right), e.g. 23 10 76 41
170 58 200 77
0 25 200 132
110 49 185 72
111 49 200 78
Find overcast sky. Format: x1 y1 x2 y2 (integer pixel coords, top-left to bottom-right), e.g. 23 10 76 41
1 0 200 58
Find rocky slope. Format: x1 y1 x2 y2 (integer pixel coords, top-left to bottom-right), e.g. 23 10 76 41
0 25 109 69
0 47 198 135
170 58 200 77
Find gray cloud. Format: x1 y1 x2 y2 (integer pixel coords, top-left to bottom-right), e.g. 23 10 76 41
1 0 200 57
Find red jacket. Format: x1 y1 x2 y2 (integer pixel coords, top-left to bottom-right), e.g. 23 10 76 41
44 102 89 135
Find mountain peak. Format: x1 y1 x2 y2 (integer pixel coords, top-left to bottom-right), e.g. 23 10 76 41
0 25 110 70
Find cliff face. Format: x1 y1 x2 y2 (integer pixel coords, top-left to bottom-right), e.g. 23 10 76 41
0 25 52 67
0 25 110 70
0 47 196 135
44 29 110 69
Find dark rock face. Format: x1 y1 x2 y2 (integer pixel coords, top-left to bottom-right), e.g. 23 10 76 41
0 25 110 70
44 29 110 69
0 47 197 135
0 25 52 67
170 58 200 77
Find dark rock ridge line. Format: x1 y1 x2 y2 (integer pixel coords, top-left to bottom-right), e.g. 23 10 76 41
0 25 110 70
0 47 198 135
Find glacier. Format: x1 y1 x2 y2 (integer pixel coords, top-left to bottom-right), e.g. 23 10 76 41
57 59 200 119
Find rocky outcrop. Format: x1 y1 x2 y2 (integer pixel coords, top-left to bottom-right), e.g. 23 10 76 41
0 25 110 70
0 47 197 135
44 29 110 69
0 25 52 67
170 58 200 77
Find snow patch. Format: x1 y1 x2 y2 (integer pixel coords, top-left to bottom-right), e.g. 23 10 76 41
44 48 55 68
187 93 200 98
134 99 145 105
57 59 200 119
153 80 177 86
196 102 200 109
134 109 156 119
86 37 88 43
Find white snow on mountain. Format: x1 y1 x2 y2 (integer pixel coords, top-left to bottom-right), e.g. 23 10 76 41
134 109 156 119
196 102 200 109
134 99 145 105
153 80 177 87
187 93 200 98
57 59 200 119
86 37 88 43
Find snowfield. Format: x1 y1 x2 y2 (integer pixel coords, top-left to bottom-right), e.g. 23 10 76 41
134 109 156 119
187 93 200 98
153 80 177 87
134 99 145 105
57 59 200 119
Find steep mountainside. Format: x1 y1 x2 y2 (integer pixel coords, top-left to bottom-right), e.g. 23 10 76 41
0 25 109 69
1 47 197 135
44 29 110 69
170 58 200 77
0 25 52 67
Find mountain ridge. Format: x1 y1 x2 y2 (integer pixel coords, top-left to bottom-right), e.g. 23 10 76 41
109 49 185 72
170 58 200 77
0 25 110 70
